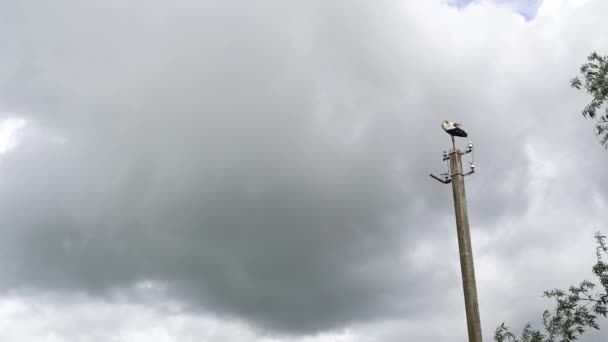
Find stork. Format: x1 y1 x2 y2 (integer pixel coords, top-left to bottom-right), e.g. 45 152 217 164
442 120 468 150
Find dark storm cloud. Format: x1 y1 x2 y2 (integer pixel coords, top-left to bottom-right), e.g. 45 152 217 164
0 0 457 333
0 0 606 338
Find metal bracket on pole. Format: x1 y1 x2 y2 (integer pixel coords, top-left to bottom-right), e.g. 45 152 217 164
462 142 475 177
430 173 452 184
431 142 475 183
431 150 453 184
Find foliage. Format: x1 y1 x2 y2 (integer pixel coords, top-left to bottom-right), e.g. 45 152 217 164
494 233 608 342
571 52 608 148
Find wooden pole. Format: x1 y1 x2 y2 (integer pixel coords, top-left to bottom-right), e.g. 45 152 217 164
449 149 483 342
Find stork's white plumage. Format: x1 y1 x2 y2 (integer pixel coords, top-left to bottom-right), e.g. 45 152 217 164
442 120 468 138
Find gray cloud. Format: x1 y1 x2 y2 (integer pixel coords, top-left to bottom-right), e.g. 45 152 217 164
0 0 607 340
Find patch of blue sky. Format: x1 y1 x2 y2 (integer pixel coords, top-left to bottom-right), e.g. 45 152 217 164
446 0 544 20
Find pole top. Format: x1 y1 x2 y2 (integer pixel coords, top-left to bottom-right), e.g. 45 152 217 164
431 141 475 184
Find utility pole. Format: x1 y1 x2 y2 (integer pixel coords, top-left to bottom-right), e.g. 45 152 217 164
431 138 482 342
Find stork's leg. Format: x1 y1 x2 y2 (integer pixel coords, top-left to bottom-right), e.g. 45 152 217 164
451 135 455 151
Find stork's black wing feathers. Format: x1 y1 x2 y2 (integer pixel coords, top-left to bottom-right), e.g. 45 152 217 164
449 127 468 137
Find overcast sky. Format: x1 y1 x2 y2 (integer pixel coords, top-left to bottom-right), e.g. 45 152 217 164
0 0 607 341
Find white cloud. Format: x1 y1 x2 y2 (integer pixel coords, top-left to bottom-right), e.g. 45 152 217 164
0 295 364 342
0 117 26 154
0 0 607 341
